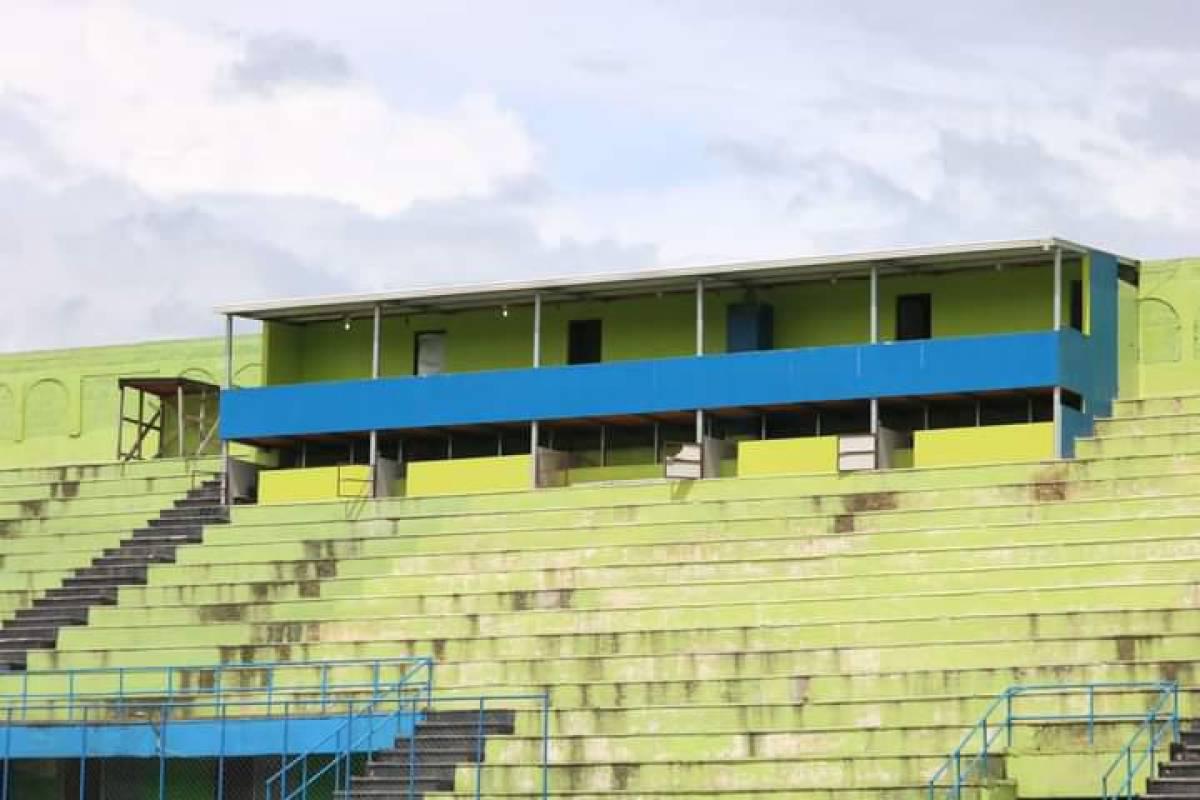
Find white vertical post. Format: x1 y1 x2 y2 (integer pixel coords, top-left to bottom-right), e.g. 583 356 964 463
369 304 381 493
530 292 542 488
695 278 705 445
224 315 234 390
221 314 233 505
869 265 880 435
1053 247 1063 331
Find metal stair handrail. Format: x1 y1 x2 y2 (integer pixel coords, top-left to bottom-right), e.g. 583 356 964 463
927 681 1178 800
1101 682 1180 800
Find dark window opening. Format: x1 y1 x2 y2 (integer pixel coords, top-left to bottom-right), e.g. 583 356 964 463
568 319 603 365
1069 280 1084 332
896 294 932 340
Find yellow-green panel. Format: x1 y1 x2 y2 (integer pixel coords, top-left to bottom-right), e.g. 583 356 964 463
258 465 372 504
0 336 260 468
568 463 661 484
407 454 531 497
913 423 1054 468
1136 258 1200 397
737 436 838 477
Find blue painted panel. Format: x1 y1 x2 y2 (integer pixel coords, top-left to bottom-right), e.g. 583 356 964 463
4 714 412 759
1061 406 1093 459
222 332 1072 440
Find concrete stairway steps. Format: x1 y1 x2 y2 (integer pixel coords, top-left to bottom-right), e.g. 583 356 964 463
0 480 227 670
335 709 516 800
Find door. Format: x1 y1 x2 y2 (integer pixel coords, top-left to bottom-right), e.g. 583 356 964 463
567 319 602 365
413 331 446 376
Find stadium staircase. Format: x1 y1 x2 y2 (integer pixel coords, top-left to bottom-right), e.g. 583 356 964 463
339 709 517 799
8 397 1200 796
0 459 222 671
1151 722 1200 798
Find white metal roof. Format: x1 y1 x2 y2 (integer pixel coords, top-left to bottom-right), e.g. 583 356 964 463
216 236 1137 322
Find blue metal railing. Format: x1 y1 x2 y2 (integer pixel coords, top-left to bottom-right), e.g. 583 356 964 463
0 656 433 722
268 691 551 800
0 656 434 800
927 682 1179 800
1101 682 1181 800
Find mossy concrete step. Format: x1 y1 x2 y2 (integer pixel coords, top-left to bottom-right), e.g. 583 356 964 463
172 496 1200 572
227 447 1200 530
239 449 1200 531
0 492 202 530
1096 413 1200 437
1116 394 1200 418
81 554 1200 629
54 581 1200 660
9 636 1194 707
0 457 219 488
41 624 1200 683
479 722 1126 763
190 468 1200 556
1076 431 1200 458
60 585 1200 667
139 513 1200 596
0 474 201 504
449 752 945 792
423 791 937 800
115 532 1200 610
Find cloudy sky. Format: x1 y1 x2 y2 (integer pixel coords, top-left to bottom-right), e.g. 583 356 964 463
2 1 1199 350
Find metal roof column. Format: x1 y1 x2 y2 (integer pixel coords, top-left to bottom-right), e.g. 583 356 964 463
530 292 542 488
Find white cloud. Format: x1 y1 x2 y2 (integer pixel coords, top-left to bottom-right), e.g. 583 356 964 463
2 0 1200 350
0 2 536 215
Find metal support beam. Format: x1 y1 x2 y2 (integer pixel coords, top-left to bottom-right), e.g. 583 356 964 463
695 278 705 444
530 292 542 488
371 304 382 378
369 304 382 492
869 265 880 435
870 265 879 343
222 315 233 505
1053 387 1063 459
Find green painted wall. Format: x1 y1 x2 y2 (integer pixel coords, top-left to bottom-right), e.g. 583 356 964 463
0 336 261 468
263 264 1076 385
1136 258 1200 397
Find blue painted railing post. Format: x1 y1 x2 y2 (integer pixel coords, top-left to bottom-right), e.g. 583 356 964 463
475 697 486 800
281 701 290 799
1172 684 1181 742
407 694 418 800
320 664 330 714
980 718 988 776
158 702 169 800
1005 691 1013 747
1088 685 1096 745
2 707 11 800
217 699 227 800
78 705 88 800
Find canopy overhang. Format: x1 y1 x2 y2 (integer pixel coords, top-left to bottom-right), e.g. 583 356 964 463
216 237 1139 324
